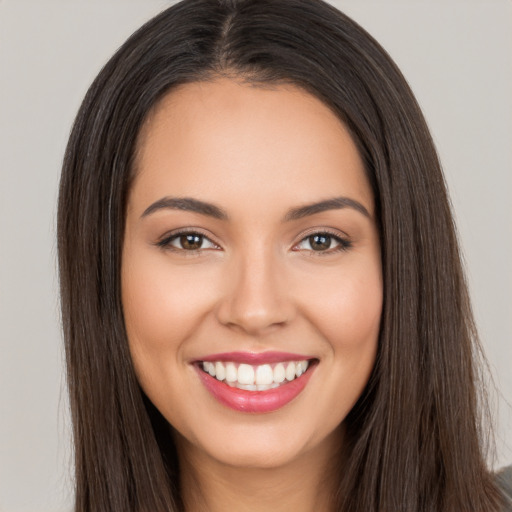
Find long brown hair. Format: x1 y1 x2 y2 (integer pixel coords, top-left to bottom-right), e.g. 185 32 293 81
57 0 501 510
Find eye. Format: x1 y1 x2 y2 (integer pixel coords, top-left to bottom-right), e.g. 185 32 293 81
294 232 351 253
157 231 219 252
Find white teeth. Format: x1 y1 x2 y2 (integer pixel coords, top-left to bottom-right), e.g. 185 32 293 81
201 359 312 390
238 364 255 385
257 383 280 391
255 364 273 386
215 361 226 381
238 383 257 391
225 362 237 382
296 360 309 377
285 362 296 381
273 363 285 383
203 361 216 376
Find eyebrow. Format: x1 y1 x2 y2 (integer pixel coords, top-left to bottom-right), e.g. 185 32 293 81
283 197 370 221
141 196 370 221
141 197 228 220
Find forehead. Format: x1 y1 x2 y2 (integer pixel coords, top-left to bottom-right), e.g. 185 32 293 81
131 78 373 217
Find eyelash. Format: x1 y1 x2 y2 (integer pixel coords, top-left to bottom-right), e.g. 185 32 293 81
155 228 352 255
155 229 219 253
293 229 352 255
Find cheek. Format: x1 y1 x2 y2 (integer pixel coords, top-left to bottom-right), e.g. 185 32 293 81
121 251 217 370
330 275 382 347
299 259 382 424
298 256 383 352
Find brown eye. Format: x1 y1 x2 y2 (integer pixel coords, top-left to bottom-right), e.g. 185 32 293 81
294 231 351 254
308 234 332 251
179 233 203 250
157 231 219 251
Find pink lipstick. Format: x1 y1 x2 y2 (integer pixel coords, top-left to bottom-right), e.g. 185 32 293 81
194 352 317 413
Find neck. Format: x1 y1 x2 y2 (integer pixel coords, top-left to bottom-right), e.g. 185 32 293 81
176 427 344 512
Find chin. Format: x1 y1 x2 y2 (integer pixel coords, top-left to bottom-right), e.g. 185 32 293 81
175 413 341 472
202 436 310 470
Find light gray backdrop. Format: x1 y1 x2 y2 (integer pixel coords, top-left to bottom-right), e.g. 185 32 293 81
0 1 510 511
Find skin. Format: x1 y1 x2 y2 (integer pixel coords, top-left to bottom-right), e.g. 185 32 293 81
122 78 383 512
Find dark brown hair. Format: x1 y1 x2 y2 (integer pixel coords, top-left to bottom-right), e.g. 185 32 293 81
57 0 501 510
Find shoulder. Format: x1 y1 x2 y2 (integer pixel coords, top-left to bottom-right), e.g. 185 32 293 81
496 465 512 511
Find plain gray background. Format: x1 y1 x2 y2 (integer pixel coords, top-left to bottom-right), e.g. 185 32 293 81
0 1 511 511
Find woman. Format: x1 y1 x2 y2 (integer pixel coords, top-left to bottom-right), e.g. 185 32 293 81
57 0 511 510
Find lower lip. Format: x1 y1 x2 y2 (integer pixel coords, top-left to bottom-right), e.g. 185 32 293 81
195 363 316 413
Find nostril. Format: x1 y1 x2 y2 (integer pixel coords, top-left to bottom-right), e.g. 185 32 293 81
214 257 294 333
216 298 292 334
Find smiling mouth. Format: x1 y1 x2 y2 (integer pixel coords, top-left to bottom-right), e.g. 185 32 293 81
194 352 318 413
199 360 313 391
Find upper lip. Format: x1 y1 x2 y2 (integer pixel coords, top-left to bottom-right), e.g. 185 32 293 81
195 351 314 365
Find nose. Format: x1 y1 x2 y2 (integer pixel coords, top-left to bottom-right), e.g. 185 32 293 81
215 247 294 336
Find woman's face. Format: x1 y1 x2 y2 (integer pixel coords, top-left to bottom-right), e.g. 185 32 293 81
122 79 382 469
